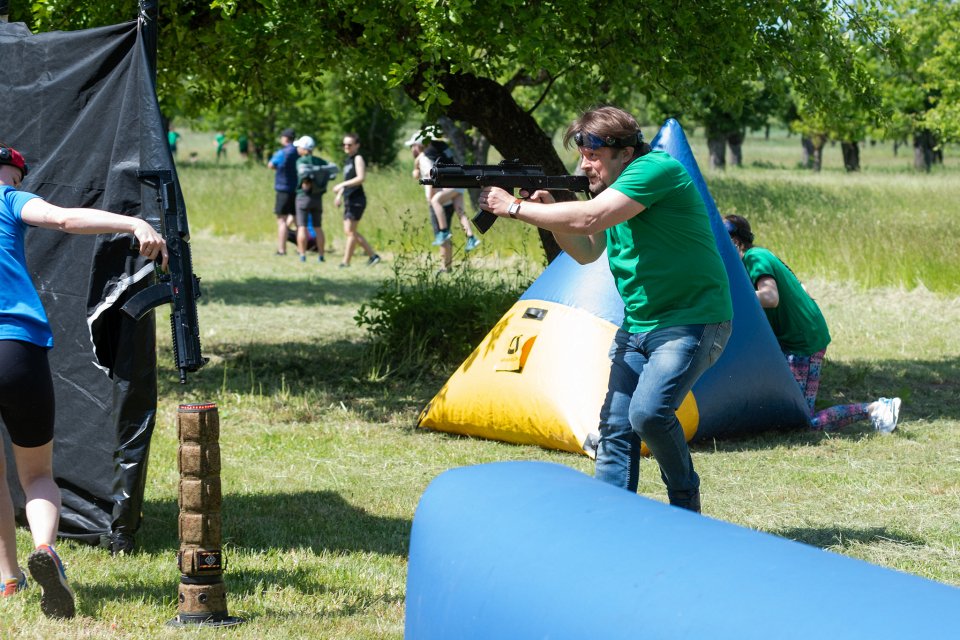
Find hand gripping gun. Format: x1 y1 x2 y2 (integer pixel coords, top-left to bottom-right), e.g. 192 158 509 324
121 170 207 383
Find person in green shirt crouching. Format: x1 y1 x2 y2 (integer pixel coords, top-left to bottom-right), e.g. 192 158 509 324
724 214 901 434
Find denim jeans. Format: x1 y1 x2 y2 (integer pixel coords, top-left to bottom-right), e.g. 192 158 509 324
594 320 731 504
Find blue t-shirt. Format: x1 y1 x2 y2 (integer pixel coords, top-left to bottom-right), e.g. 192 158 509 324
0 185 53 347
273 144 299 193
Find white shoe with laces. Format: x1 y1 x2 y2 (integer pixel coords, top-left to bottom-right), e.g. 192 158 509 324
870 397 902 434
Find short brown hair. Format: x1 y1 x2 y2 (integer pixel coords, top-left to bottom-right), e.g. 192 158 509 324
563 106 646 159
724 214 754 246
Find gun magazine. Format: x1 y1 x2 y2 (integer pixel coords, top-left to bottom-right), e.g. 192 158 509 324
472 210 497 234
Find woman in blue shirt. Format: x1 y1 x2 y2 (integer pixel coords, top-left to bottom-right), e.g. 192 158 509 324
0 144 166 618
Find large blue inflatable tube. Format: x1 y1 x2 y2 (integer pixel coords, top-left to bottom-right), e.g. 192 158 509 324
406 462 960 639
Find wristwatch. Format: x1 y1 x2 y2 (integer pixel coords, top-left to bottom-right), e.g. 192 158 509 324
508 197 522 218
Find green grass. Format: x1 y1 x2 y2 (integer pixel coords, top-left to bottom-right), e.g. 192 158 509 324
176 127 960 293
4 129 960 638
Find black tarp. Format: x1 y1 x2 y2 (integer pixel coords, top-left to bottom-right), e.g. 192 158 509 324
1 17 180 547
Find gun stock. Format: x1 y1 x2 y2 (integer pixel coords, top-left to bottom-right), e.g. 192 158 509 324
420 160 590 234
121 169 207 383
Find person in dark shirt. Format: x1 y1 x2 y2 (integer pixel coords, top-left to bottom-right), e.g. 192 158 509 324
332 133 380 267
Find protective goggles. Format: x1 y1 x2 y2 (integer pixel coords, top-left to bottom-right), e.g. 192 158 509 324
573 130 643 151
0 146 29 177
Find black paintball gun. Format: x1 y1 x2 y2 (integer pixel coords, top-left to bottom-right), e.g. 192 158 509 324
420 160 590 233
121 170 207 383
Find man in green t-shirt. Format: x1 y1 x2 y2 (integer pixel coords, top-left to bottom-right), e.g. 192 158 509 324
478 106 733 512
214 132 226 162
167 128 181 156
724 214 901 434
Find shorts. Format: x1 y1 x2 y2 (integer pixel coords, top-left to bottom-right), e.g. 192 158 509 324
295 193 323 228
343 193 367 221
429 203 456 235
274 191 296 216
0 340 55 448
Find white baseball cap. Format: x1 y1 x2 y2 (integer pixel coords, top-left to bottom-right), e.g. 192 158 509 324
294 136 316 151
403 132 425 147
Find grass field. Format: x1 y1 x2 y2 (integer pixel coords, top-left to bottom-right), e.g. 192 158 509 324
4 127 960 638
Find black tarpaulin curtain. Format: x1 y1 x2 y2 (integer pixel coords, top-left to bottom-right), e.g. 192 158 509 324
1 17 181 547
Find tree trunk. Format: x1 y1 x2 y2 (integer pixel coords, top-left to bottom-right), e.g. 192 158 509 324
707 135 727 170
438 116 470 163
438 115 487 214
810 135 826 172
840 141 860 172
726 130 744 167
801 136 815 169
414 71 574 262
913 130 934 172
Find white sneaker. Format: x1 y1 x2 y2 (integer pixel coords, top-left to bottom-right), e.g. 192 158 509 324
870 397 901 434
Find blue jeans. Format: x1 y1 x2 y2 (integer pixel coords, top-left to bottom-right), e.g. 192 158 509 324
594 321 731 504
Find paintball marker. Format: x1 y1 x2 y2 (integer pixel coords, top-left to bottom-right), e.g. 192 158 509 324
121 169 207 383
420 160 590 233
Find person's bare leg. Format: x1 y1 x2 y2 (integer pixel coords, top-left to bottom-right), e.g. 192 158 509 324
14 442 60 549
354 229 375 258
455 194 475 235
431 190 458 231
315 226 326 260
276 216 288 254
17 442 76 618
439 241 453 271
0 438 20 579
296 225 308 258
342 218 358 265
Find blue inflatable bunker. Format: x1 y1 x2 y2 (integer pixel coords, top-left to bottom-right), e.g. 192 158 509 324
405 462 960 639
419 120 810 455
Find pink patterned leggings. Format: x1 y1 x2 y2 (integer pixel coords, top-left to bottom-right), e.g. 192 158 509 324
786 349 870 432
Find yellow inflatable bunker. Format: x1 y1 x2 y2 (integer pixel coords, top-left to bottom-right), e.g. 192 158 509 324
419 120 809 456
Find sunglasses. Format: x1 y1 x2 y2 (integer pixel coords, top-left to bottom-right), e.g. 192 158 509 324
573 131 642 151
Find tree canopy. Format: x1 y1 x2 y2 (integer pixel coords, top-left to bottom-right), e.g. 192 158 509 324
9 0 909 257
11 1 898 160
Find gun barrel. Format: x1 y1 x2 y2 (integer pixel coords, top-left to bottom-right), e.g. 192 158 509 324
420 160 590 234
422 163 588 192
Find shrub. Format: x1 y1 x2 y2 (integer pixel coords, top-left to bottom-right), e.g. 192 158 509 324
355 254 532 380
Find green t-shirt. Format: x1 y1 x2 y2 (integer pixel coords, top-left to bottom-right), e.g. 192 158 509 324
295 155 332 196
742 246 831 356
607 150 732 332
